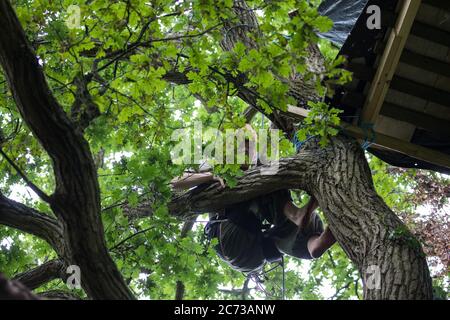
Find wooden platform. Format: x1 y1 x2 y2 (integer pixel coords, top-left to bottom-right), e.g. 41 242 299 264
327 0 450 173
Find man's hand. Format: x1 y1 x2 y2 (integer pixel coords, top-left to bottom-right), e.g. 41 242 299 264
213 176 225 190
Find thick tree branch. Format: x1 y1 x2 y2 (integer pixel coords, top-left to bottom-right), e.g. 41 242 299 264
0 272 79 300
38 290 80 300
69 74 101 132
170 156 320 219
127 147 321 220
0 272 39 300
0 193 63 251
13 259 65 291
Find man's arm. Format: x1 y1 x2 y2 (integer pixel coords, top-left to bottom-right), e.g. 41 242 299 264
171 172 225 191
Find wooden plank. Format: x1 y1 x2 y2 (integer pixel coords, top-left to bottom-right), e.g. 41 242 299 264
390 76 450 107
381 102 450 137
342 91 450 134
287 105 450 169
287 105 309 118
411 21 450 48
361 0 422 124
346 61 450 108
400 49 450 79
342 124 450 169
374 115 416 142
381 11 450 44
422 0 450 13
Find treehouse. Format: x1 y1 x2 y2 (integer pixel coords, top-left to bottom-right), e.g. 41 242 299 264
290 0 450 175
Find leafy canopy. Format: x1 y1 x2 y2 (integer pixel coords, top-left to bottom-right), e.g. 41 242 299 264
0 0 448 299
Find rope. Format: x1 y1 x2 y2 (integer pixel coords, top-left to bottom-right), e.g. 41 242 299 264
293 120 376 153
243 258 286 300
292 133 316 152
360 122 376 150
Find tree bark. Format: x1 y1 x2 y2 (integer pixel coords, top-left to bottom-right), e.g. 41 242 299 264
0 193 64 253
0 272 40 300
38 290 80 300
13 260 65 291
309 136 432 299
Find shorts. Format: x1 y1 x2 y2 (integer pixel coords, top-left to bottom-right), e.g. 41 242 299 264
212 190 325 272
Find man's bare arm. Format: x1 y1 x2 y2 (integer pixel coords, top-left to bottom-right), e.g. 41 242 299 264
171 173 225 190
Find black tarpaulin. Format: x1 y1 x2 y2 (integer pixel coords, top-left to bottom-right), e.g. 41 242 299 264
318 0 370 47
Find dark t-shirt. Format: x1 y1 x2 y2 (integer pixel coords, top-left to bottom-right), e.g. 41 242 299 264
212 190 324 273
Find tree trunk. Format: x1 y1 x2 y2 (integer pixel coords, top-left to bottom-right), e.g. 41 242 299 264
310 136 432 299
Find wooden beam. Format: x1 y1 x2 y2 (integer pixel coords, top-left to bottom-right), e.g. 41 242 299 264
366 47 450 79
287 105 309 118
378 11 450 48
341 91 450 136
361 0 422 124
287 105 450 170
390 76 450 107
411 21 450 48
341 123 450 169
423 0 450 11
400 49 450 79
381 102 450 137
346 63 450 108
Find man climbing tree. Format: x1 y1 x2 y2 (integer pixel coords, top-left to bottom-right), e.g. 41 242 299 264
0 0 446 301
171 124 337 274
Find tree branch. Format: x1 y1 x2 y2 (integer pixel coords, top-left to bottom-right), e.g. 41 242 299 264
0 193 63 251
38 290 80 300
13 259 65 291
0 272 39 300
128 148 320 220
169 153 321 219
219 0 325 136
0 148 51 203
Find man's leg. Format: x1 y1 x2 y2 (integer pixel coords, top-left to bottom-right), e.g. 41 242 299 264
307 227 336 258
282 196 336 258
282 196 319 229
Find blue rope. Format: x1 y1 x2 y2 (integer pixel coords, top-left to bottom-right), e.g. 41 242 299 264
292 133 316 152
294 122 376 152
360 122 376 150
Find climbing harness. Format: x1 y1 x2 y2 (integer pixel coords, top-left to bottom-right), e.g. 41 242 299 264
204 213 286 300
